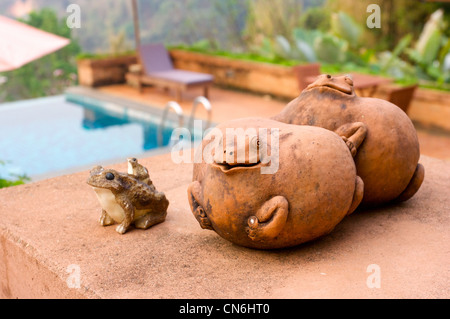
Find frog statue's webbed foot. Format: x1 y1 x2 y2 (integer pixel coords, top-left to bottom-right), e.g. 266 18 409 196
246 196 289 242
99 209 115 226
395 163 425 203
187 181 213 230
335 122 368 157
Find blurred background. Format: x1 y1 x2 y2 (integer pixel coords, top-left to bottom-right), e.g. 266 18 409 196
0 0 449 187
0 0 449 102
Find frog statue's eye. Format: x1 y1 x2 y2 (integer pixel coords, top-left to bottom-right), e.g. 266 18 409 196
344 74 353 86
250 136 260 149
105 172 115 180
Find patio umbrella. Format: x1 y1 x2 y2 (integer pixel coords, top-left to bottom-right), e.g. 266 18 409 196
0 15 70 72
131 0 141 50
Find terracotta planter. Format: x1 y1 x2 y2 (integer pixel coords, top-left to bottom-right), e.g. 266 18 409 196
77 55 137 87
169 49 300 99
376 85 450 132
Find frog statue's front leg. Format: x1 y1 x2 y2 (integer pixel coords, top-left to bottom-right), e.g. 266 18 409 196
99 209 114 226
334 122 368 157
115 194 135 234
187 181 213 230
246 196 289 242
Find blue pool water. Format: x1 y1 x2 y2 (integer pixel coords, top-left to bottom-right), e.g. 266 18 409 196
0 94 190 179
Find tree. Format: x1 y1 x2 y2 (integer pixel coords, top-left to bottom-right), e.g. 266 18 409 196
326 0 449 51
244 0 304 49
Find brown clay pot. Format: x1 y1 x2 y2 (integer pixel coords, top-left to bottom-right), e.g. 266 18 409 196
188 117 363 249
273 74 424 206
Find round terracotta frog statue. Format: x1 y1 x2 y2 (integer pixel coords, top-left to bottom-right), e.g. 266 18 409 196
273 74 424 206
188 117 364 249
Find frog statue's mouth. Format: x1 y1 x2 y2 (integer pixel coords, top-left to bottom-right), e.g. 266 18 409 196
305 74 354 96
213 160 262 173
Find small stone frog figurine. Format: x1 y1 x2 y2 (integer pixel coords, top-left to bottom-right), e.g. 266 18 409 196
87 159 169 234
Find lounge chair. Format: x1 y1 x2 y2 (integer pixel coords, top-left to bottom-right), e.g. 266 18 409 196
131 43 213 101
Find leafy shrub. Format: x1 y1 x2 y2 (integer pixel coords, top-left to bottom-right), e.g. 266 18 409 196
0 161 30 189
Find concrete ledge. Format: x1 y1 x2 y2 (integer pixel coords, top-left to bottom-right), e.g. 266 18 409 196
0 154 449 298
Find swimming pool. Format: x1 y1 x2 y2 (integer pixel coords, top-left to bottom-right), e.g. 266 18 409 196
0 93 197 180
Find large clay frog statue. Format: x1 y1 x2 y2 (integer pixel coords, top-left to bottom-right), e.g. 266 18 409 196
87 159 169 234
188 117 364 249
273 74 424 206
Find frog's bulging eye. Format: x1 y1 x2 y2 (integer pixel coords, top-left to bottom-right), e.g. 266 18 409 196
105 172 115 180
344 75 353 86
250 136 259 149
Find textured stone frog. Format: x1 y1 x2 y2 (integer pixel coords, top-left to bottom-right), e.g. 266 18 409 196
273 74 424 206
87 165 169 234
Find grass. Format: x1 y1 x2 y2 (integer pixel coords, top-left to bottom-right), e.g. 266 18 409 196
169 45 300 67
76 50 136 61
0 178 27 188
0 160 30 189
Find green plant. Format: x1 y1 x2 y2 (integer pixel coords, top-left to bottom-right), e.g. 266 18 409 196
76 50 136 61
0 177 28 188
274 34 317 62
265 6 450 91
170 43 299 66
291 28 320 62
273 25 361 66
405 9 450 84
190 39 215 52
299 6 330 31
377 33 415 79
0 161 30 189
270 9 370 67
372 9 450 87
330 11 363 49
108 30 133 56
314 33 348 64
